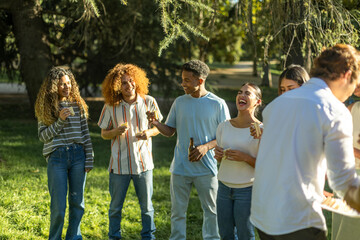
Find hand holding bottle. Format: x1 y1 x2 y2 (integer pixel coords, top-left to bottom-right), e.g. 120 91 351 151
146 111 159 125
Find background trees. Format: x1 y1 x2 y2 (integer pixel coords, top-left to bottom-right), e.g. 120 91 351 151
1 0 360 110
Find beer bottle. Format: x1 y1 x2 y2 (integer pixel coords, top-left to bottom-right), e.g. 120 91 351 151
188 137 195 161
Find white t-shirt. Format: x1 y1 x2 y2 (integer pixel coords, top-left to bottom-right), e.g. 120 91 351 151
351 101 360 169
216 120 260 188
250 78 360 235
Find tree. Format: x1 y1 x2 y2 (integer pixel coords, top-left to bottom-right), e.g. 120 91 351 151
266 0 359 85
0 0 52 109
234 0 360 87
0 0 218 115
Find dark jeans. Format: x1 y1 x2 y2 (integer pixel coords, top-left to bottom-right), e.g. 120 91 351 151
257 227 326 240
47 144 86 240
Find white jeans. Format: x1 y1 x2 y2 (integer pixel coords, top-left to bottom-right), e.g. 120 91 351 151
170 173 220 240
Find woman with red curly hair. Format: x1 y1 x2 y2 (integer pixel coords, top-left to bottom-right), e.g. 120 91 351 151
98 63 162 240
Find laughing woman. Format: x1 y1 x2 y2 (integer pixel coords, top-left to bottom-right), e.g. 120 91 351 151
214 83 262 240
35 66 93 240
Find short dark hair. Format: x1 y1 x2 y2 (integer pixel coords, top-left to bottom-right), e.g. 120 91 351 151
182 60 210 79
278 64 309 95
310 44 360 83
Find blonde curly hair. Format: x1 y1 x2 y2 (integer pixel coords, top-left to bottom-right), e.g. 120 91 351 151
34 66 89 126
102 63 149 106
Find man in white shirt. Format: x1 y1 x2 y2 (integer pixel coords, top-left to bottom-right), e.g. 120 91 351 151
250 44 360 240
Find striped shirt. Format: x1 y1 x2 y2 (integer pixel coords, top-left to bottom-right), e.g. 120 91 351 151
38 101 94 169
98 95 163 175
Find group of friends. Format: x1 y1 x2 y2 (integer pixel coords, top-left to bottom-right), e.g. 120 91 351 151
34 43 360 240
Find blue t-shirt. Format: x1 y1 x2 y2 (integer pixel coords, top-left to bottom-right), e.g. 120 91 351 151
165 92 230 176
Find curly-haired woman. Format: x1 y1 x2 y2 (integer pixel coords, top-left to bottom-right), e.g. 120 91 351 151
35 66 93 240
98 63 162 240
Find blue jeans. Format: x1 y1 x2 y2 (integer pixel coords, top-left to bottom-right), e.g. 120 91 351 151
217 182 254 240
47 144 86 240
108 170 155 240
170 173 220 240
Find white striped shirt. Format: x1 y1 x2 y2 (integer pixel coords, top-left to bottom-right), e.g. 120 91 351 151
38 102 94 169
98 95 163 175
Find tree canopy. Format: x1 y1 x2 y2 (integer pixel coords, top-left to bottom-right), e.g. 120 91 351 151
1 0 360 108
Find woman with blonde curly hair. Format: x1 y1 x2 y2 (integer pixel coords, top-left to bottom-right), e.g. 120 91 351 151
98 63 162 240
35 66 94 240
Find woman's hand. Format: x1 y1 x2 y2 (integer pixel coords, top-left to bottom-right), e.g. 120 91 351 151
250 125 263 139
214 145 224 162
59 108 71 121
85 168 92 173
225 149 247 162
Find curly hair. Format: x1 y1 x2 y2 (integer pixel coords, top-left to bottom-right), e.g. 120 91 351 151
310 44 360 83
102 63 149 106
34 66 89 126
278 64 309 95
182 60 210 79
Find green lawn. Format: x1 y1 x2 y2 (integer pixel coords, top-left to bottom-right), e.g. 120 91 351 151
0 107 333 240
0 119 205 239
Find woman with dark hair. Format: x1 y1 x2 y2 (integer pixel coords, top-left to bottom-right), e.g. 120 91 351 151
214 83 262 240
249 65 310 139
278 64 310 95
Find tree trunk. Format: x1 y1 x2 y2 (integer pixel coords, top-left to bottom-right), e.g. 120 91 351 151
252 57 257 77
10 0 52 116
284 0 305 67
248 0 258 77
262 62 272 87
304 32 312 73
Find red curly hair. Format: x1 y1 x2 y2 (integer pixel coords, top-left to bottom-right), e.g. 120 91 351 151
102 63 150 106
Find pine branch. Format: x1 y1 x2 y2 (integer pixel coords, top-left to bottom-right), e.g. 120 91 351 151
180 0 214 13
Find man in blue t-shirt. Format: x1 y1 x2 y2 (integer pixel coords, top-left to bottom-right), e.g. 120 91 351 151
149 60 230 240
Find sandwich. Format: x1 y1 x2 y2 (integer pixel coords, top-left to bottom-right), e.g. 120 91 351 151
120 122 128 128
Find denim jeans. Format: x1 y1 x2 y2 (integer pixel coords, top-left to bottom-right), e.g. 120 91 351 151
170 173 220 240
47 144 86 240
217 182 255 240
108 170 155 240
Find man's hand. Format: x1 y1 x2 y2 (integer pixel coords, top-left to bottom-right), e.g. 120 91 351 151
146 111 159 125
323 190 334 198
344 185 360 212
85 168 92 173
189 144 209 162
136 129 151 140
101 125 129 140
113 125 129 136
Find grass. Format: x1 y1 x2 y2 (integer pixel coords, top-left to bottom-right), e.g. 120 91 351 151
0 119 205 239
0 94 334 240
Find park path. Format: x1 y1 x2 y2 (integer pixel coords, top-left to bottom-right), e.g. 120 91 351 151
208 61 279 89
